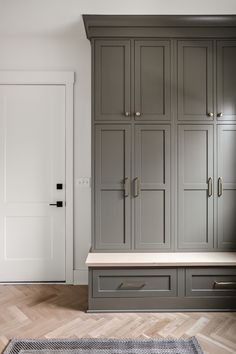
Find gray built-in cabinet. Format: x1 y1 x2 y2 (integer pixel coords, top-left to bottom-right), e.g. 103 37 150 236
91 34 236 252
84 16 236 311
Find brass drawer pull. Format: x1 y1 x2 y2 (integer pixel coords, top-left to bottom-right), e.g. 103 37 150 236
214 281 236 289
119 281 145 290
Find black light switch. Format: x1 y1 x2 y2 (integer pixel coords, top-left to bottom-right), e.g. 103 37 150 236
57 183 63 190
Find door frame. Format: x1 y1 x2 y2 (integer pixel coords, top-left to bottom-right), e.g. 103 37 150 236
0 71 74 283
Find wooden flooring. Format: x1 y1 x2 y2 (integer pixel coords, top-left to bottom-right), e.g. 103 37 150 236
0 285 235 354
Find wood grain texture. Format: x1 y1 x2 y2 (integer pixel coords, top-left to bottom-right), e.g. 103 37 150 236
0 285 235 354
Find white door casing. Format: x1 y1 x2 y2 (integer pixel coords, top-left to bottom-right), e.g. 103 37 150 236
0 72 74 282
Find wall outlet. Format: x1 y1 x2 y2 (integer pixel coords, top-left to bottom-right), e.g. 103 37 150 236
76 177 91 187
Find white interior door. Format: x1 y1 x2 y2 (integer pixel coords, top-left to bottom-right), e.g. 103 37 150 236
0 84 66 281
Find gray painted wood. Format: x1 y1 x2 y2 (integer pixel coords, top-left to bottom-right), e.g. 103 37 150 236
217 125 236 249
178 125 214 249
83 15 236 40
134 125 171 249
92 268 177 298
88 267 236 311
134 41 171 121
94 125 131 249
185 267 236 296
217 41 236 121
94 40 131 121
177 40 213 121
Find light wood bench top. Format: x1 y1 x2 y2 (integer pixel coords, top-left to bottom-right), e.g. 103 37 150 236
86 252 236 267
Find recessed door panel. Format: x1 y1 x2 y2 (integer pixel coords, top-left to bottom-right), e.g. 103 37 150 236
178 125 213 249
101 130 125 184
217 125 236 249
95 40 131 120
95 125 131 250
140 130 165 184
140 190 165 246
183 190 208 245
178 41 213 120
100 190 125 246
0 85 66 281
134 125 171 249
217 41 236 120
135 41 171 121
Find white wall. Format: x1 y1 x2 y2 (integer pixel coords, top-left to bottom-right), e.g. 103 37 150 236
0 0 236 284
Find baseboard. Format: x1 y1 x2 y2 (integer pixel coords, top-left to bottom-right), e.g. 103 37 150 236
73 269 88 285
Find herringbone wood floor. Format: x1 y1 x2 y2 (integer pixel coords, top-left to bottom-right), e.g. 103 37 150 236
0 285 235 354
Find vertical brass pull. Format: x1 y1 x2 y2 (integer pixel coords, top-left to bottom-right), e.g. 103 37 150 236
134 177 140 197
218 177 223 197
124 177 129 197
208 177 213 197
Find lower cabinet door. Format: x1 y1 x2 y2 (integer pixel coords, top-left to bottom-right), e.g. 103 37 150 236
178 125 214 249
217 125 236 249
94 125 131 250
134 125 171 250
186 267 236 297
92 268 177 298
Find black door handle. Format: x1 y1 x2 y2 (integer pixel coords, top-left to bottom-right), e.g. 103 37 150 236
49 201 63 207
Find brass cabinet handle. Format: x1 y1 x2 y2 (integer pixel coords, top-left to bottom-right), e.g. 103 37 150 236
124 177 129 197
135 112 141 117
119 281 145 290
218 177 223 197
124 112 130 117
207 112 214 117
208 177 213 197
217 112 223 117
134 177 140 197
214 281 236 289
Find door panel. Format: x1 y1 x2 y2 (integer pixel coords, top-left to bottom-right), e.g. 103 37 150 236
177 41 213 121
135 41 171 121
217 41 236 120
178 125 213 249
217 125 236 249
183 190 208 244
0 85 65 281
95 125 131 249
140 190 165 245
100 190 125 245
134 125 171 249
94 40 131 121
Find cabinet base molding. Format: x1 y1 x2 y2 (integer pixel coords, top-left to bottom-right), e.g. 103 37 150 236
88 265 236 312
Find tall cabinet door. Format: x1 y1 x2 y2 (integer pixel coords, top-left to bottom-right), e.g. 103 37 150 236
94 125 131 250
177 41 213 121
217 41 236 120
94 40 131 121
134 41 171 121
178 125 214 249
217 125 236 249
134 125 171 249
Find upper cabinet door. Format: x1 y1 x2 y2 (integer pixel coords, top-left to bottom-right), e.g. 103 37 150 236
177 41 214 121
217 41 236 121
94 40 131 121
134 41 171 121
178 125 214 250
134 125 171 249
217 125 236 249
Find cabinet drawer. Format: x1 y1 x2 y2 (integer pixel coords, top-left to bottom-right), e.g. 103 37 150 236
92 268 177 298
186 267 236 297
